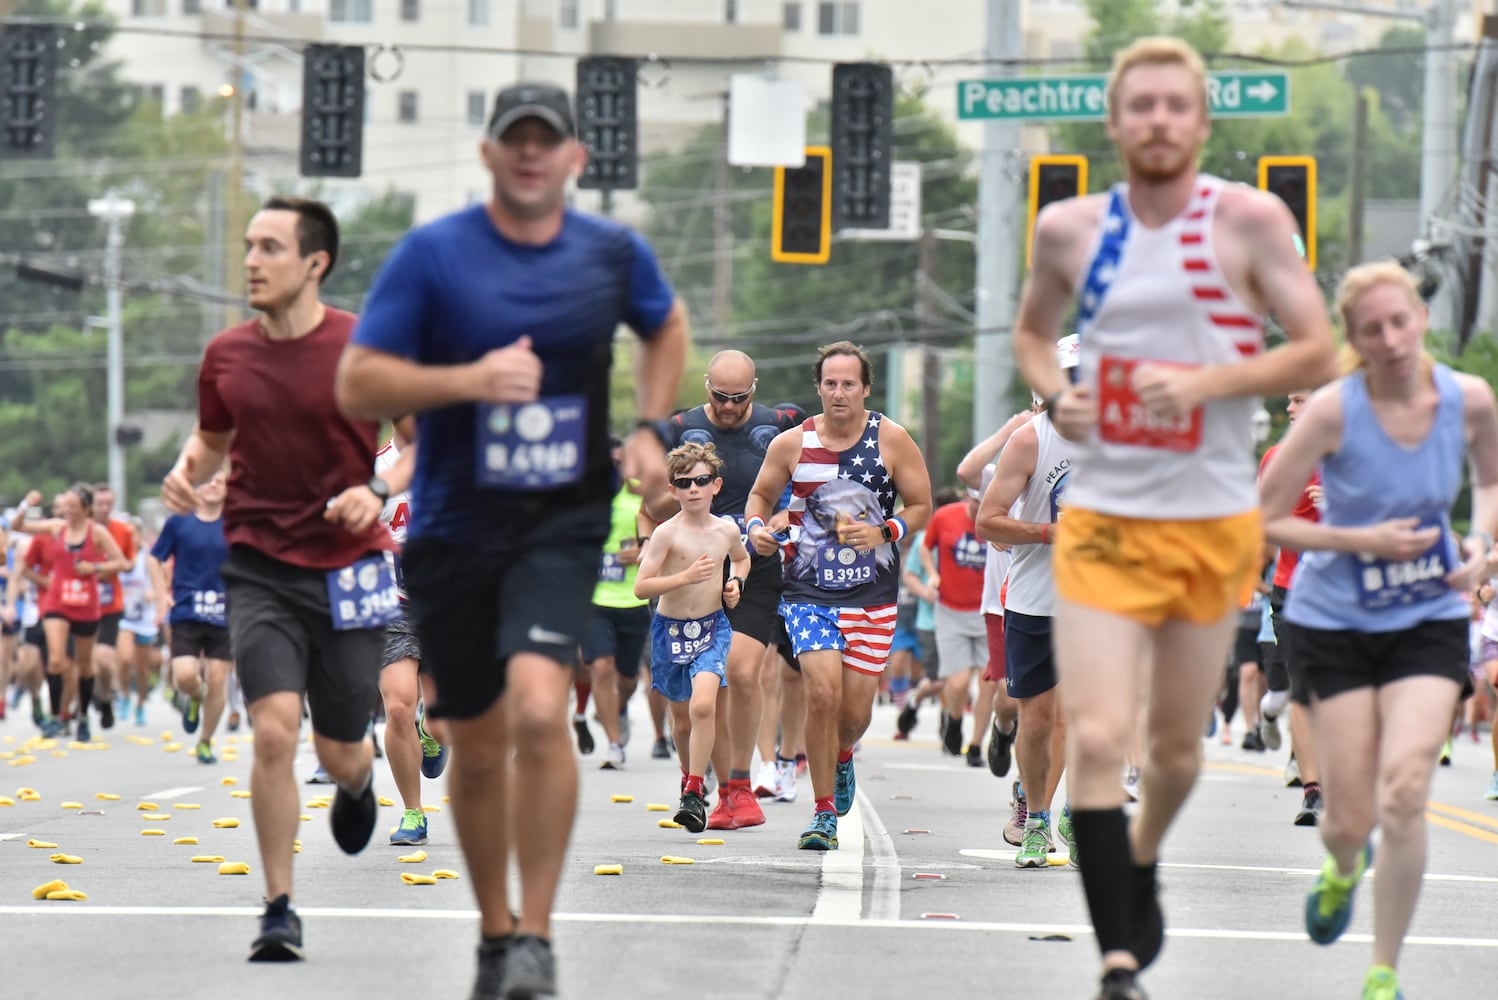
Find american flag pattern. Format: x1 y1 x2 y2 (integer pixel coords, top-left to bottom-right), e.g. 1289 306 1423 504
778 602 897 675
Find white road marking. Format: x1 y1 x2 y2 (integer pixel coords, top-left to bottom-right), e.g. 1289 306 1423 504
858 787 901 922
3 906 1497 948
810 797 864 923
141 786 203 800
958 850 1498 884
880 763 972 773
0 833 24 842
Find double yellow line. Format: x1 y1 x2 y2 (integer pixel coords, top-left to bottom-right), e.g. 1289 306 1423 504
1426 801 1498 846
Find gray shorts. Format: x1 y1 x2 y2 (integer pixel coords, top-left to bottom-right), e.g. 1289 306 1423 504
381 606 422 669
934 603 988 679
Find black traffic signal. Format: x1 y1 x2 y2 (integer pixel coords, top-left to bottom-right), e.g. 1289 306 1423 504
772 147 832 264
577 57 638 192
1258 155 1316 269
1 25 57 160
830 62 893 230
300 45 365 178
1027 155 1087 266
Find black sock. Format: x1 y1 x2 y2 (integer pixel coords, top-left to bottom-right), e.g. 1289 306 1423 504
1071 807 1135 956
1132 860 1164 969
79 677 95 716
47 674 63 717
729 769 751 782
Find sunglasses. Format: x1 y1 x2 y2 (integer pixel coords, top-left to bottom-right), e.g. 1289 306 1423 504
671 474 717 489
706 378 756 405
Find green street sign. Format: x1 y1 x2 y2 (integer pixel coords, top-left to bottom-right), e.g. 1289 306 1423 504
957 70 1290 121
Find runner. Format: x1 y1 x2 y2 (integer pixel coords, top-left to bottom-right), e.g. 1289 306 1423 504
1012 37 1336 999
745 341 932 851
920 489 990 762
660 351 801 830
88 482 137 729
162 195 402 962
334 82 688 999
149 468 232 763
1260 260 1498 1000
117 519 159 727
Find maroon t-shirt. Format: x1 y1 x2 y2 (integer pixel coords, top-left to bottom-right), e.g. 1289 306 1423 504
197 307 394 570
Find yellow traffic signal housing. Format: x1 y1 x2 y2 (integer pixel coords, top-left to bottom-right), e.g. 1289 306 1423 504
1027 155 1088 267
1258 155 1316 270
772 146 833 264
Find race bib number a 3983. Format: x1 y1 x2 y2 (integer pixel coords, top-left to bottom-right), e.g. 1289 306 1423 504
1097 356 1203 453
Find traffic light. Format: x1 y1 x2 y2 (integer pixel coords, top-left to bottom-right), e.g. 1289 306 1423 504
300 45 365 178
577 56 637 191
772 146 832 265
830 62 893 230
1258 155 1316 270
1026 155 1087 266
1 25 57 160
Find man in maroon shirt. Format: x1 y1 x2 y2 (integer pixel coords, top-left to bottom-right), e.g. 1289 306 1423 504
161 196 412 964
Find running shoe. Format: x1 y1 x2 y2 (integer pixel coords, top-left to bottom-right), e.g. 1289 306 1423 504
942 713 964 755
775 759 798 803
675 790 708 833
1124 766 1141 802
1485 771 1498 801
498 935 555 1000
1241 729 1265 752
1058 805 1079 868
196 741 217 764
134 703 146 727
76 717 92 743
572 714 594 755
797 810 838 851
1259 710 1283 751
227 711 241 732
1004 781 1028 846
416 710 448 779
1305 841 1372 945
1096 967 1147 1000
1439 737 1453 766
754 760 779 798
1285 754 1302 787
97 696 114 731
987 717 1015 778
651 737 671 760
834 757 857 816
965 743 982 767
1294 787 1323 827
469 937 508 1000
1015 818 1049 869
617 710 631 749
601 742 625 770
306 765 334 785
182 696 201 735
249 894 303 962
390 808 428 846
1361 964 1404 1000
330 773 378 855
896 701 918 738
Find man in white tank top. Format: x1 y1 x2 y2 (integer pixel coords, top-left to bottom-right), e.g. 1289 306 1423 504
1011 37 1337 1000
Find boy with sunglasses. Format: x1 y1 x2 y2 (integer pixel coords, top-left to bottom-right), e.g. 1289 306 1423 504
633 441 752 832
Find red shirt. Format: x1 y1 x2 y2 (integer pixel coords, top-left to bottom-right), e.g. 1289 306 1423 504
1259 443 1320 589
24 535 53 600
97 518 135 616
197 308 395 570
40 526 104 623
924 502 986 612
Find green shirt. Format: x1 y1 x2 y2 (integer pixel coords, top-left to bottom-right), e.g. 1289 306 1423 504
592 484 648 609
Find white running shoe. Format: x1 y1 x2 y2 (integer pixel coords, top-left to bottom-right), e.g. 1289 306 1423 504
617 711 631 749
753 760 779 799
601 742 625 770
774 760 798 803
1259 711 1283 752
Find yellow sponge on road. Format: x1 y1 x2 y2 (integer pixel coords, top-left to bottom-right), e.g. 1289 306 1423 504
432 869 460 880
32 879 69 899
610 794 634 803
594 864 623 876
217 862 250 875
400 872 437 885
140 813 171 821
660 856 695 865
230 791 252 799
657 819 683 829
0 797 15 806
45 889 88 901
397 850 427 864
221 777 237 786
212 818 240 828
95 793 120 801
60 801 83 809
377 796 395 807
190 855 226 864
172 837 199 845
136 802 158 811
173 803 201 810
645 803 671 812
27 839 57 849
49 854 83 865
140 829 166 836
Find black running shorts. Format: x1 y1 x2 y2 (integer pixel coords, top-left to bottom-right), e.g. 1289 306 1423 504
169 619 232 661
724 555 783 647
1288 616 1468 706
582 604 651 678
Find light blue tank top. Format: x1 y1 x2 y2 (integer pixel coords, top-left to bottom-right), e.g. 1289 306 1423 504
1284 365 1469 631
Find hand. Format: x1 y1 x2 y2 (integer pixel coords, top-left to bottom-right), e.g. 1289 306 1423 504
747 525 780 557
988 541 1012 554
1360 518 1441 562
1049 384 1098 443
682 554 717 586
21 489 41 509
623 427 669 515
75 561 97 577
161 462 199 515
927 572 942 594
1448 535 1494 594
768 510 792 534
1306 484 1325 507
156 603 169 628
1131 364 1206 421
468 336 542 405
723 577 742 609
836 521 883 553
324 484 383 534
615 542 642 567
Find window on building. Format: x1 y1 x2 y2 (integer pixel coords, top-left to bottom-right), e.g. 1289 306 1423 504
180 85 201 114
401 0 419 21
222 0 258 7
398 90 419 123
287 0 300 11
817 1 858 35
725 0 738 22
604 0 617 18
181 0 201 12
131 0 167 15
330 0 373 24
782 2 800 30
466 90 486 127
468 0 488 26
559 0 579 29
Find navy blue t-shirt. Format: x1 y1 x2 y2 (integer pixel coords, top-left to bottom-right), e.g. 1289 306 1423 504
150 513 229 626
353 205 675 541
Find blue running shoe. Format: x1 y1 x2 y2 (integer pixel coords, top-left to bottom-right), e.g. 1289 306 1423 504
390 808 428 846
834 757 856 817
1306 841 1372 945
182 696 201 735
416 709 448 779
134 703 146 727
798 810 838 851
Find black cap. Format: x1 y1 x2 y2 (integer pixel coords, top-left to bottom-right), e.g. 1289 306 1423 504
488 83 576 139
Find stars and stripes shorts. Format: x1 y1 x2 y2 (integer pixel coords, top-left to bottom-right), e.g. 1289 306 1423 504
778 601 897 675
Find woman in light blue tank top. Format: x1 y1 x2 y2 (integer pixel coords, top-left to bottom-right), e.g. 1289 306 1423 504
1259 261 1498 1000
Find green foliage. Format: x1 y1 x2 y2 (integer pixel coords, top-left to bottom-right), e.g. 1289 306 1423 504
1345 26 1425 133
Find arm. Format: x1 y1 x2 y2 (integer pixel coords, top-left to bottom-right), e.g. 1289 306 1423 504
1457 375 1498 585
956 410 1033 491
335 344 527 421
884 421 934 537
147 556 172 626
86 524 130 577
162 425 233 514
722 524 752 609
744 429 800 555
918 528 940 584
624 298 690 517
976 423 1048 546
1013 201 1097 443
632 521 680 600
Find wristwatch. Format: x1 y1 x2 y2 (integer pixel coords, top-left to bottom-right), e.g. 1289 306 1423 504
880 523 894 543
366 476 391 502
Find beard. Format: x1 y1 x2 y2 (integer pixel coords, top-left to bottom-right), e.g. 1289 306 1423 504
1124 142 1196 185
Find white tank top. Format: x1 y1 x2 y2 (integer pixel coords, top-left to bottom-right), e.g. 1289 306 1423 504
374 440 412 545
1067 175 1265 519
979 463 1012 616
1004 414 1073 617
1481 578 1498 641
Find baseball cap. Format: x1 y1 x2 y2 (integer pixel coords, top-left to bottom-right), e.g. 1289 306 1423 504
488 83 576 139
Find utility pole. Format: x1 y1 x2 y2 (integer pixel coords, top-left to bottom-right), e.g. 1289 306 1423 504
224 0 249 324
918 228 941 488
89 192 137 509
973 0 1023 444
712 94 733 337
1349 90 1368 265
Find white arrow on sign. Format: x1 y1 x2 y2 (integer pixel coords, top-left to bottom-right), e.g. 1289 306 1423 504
1246 81 1278 103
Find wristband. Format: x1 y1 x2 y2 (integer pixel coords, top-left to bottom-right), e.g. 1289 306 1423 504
884 517 907 543
632 418 669 448
744 515 767 534
728 575 746 592
1040 522 1053 545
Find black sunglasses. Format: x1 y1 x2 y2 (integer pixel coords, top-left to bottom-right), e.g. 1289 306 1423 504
706 378 756 405
671 474 717 489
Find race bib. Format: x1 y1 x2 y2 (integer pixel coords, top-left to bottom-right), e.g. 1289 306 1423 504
599 552 626 584
125 598 146 622
476 395 587 490
326 556 401 631
664 614 719 666
60 578 90 608
98 581 115 606
191 589 227 626
819 545 874 590
1097 356 1204 453
953 533 986 571
1049 470 1070 523
1356 529 1451 611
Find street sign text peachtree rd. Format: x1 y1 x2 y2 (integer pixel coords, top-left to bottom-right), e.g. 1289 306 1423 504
958 71 1290 121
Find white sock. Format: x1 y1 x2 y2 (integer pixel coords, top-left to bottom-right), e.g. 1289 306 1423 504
1261 689 1289 720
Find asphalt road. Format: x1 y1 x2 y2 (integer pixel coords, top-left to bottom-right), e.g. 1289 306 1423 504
2 695 1495 1000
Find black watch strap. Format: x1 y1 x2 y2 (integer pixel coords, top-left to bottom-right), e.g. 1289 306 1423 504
367 476 391 502
880 523 894 543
